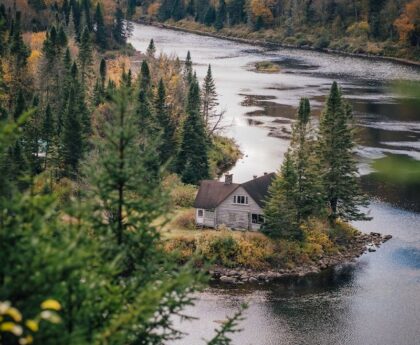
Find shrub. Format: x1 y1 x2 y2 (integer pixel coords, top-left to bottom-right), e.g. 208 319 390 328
314 35 330 49
173 209 196 230
163 174 197 208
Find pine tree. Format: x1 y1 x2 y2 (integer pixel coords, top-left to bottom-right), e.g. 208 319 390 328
113 7 126 45
146 39 156 58
139 60 151 92
155 79 176 166
215 0 227 30
172 0 186 21
290 98 323 222
195 0 209 23
262 151 302 240
204 6 216 26
201 64 218 131
176 79 210 184
184 51 193 84
42 104 54 169
94 3 107 49
227 0 246 25
78 26 93 86
318 82 370 223
158 0 173 21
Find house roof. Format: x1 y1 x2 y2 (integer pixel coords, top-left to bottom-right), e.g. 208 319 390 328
193 180 239 209
241 173 276 207
193 173 276 209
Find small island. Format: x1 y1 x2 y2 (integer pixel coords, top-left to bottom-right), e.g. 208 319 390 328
161 82 390 284
252 61 281 74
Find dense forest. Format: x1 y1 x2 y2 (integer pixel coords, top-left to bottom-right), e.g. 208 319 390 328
137 0 420 61
0 0 244 343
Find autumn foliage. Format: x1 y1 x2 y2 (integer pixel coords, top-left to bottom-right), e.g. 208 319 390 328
394 0 420 45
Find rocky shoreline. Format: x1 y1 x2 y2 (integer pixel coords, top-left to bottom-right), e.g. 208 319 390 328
209 232 392 284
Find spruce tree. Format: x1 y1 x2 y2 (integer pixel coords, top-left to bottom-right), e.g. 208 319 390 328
78 26 93 86
155 79 176 166
318 82 370 223
184 51 193 84
139 60 151 92
201 64 218 130
215 0 227 30
94 3 107 49
263 151 302 240
146 39 156 58
290 98 323 222
172 0 186 21
204 6 216 26
113 7 126 45
176 79 210 184
42 104 54 169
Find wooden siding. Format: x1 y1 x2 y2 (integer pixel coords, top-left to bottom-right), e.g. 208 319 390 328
215 186 263 231
196 209 216 228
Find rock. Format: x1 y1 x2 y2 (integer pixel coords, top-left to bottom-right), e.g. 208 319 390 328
368 247 376 252
249 277 258 283
220 276 236 284
383 235 393 242
370 232 381 237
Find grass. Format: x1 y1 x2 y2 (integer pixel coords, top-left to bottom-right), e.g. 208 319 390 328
160 208 359 270
253 61 281 73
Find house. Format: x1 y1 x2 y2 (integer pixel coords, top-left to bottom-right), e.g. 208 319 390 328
193 173 275 231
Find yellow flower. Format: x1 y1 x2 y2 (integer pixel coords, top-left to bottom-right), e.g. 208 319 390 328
40 299 61 311
6 307 22 322
40 311 61 324
25 320 39 332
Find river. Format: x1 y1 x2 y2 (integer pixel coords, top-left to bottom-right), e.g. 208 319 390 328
129 23 420 345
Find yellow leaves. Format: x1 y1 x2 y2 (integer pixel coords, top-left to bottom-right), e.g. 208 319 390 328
23 32 46 51
41 299 62 311
107 56 132 84
0 322 23 336
346 21 370 37
25 320 39 332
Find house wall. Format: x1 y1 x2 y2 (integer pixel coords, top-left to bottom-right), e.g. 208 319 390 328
215 186 263 231
196 209 216 228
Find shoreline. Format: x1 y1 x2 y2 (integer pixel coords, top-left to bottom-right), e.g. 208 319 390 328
208 232 392 284
135 19 420 68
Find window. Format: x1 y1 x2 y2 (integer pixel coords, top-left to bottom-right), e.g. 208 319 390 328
197 209 204 217
251 214 264 224
233 195 248 205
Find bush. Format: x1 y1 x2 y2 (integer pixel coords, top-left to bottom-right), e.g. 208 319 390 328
173 209 196 230
314 35 330 49
163 174 197 208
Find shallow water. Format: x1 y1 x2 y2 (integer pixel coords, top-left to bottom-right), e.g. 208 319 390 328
129 24 420 345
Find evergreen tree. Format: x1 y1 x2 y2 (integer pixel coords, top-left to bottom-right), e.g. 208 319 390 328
13 89 25 120
227 0 246 25
158 0 173 21
94 3 107 49
78 26 93 86
201 64 218 131
127 0 137 17
289 98 323 222
172 0 186 21
317 82 370 223
263 151 303 240
42 104 54 168
204 6 216 26
215 0 227 30
113 7 126 45
176 80 210 184
195 0 209 23
139 60 151 92
155 79 176 166
146 38 156 58
184 50 193 84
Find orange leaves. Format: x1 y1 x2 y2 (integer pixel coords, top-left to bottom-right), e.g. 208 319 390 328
249 0 275 25
107 56 132 84
148 3 160 17
394 0 420 43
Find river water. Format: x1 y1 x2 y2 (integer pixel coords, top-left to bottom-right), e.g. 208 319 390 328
129 24 420 345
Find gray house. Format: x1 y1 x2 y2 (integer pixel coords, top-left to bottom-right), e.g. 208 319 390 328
193 173 275 231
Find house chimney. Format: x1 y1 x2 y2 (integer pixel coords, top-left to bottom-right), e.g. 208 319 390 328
264 172 268 175
224 174 233 185
253 175 258 179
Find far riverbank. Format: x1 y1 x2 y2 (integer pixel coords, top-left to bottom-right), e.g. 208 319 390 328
135 19 420 68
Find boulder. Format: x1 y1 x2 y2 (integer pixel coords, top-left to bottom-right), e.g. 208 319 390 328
220 276 236 284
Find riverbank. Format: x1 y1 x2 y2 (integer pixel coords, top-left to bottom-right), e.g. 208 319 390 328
162 209 392 285
135 19 420 68
211 232 392 284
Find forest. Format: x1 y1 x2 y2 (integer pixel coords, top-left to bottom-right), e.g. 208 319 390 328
137 0 420 61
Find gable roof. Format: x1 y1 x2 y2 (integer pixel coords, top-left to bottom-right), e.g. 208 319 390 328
193 180 239 209
241 173 276 207
193 173 275 209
